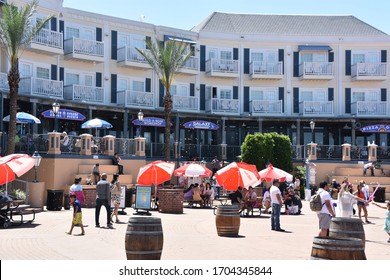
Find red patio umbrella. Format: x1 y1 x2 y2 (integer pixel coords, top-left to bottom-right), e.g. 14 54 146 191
137 160 175 186
258 164 293 182
215 162 260 190
174 162 212 177
0 154 35 194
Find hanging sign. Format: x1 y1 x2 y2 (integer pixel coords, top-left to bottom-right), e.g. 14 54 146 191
132 117 167 127
183 120 219 130
41 109 86 121
360 124 390 133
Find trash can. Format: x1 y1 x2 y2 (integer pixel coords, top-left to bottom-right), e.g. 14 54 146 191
63 193 70 210
47 190 63 211
374 187 385 203
125 187 136 208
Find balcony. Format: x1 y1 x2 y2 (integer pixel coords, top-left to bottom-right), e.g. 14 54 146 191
173 95 199 111
117 90 154 109
299 101 333 116
250 100 282 115
0 72 9 92
117 46 152 69
299 62 334 80
64 38 104 63
206 98 239 114
351 101 387 116
205 59 239 78
249 61 283 79
29 28 63 55
63 84 104 103
351 63 387 80
19 77 63 99
178 56 199 75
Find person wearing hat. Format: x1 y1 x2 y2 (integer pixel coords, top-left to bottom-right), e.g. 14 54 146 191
95 173 112 228
69 177 85 206
270 179 285 232
330 178 340 199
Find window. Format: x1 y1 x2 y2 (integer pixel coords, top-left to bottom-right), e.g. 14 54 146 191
352 89 379 102
65 27 79 39
220 50 232 60
300 89 327 101
132 80 144 92
36 67 49 79
19 63 32 77
117 78 129 91
300 52 326 62
352 51 380 64
251 50 277 61
251 88 278 100
84 75 93 87
171 84 188 96
66 73 79 85
220 89 232 99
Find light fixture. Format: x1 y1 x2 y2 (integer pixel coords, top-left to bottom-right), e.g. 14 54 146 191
291 123 296 129
32 151 42 182
310 119 315 143
113 114 118 120
52 102 60 132
137 110 144 137
343 124 350 129
242 122 246 127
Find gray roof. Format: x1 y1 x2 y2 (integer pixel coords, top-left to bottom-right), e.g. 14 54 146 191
191 12 387 36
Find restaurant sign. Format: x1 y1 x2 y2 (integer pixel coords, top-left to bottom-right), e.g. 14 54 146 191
183 120 219 130
360 124 390 133
41 109 86 121
132 117 167 127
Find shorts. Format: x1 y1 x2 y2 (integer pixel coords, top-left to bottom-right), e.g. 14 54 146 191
112 194 121 205
318 213 332 230
357 201 365 207
72 212 83 225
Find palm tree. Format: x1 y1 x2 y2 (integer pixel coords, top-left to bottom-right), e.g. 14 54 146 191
0 0 51 155
136 38 193 160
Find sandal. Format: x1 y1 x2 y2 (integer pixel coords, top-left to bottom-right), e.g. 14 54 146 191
65 232 71 235
116 219 120 223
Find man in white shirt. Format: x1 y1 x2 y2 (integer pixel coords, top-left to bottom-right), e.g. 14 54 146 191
270 179 285 232
363 162 374 176
317 181 335 237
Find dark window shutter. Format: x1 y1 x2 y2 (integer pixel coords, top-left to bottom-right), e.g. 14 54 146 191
293 88 299 113
233 86 238 99
145 36 151 49
59 67 64 82
381 50 387 63
381 88 387 101
111 74 117 103
200 45 206 72
345 88 351 114
345 50 351 76
59 20 64 33
279 87 284 113
159 80 164 107
293 52 299 77
51 65 57 80
190 83 195 97
200 84 206 111
329 52 334 62
96 72 102 87
278 49 284 74
96 27 102 42
50 17 57 31
244 86 250 112
328 88 334 101
233 48 238 60
111 30 117 60
244 48 250 74
145 78 151 92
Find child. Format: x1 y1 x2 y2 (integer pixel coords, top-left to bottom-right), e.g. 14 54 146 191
66 194 85 236
371 200 390 243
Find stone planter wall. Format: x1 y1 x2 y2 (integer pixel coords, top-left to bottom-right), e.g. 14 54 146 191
158 189 183 214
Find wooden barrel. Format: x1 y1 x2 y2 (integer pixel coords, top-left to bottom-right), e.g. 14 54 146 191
311 236 366 260
215 205 240 237
329 217 365 247
125 217 163 260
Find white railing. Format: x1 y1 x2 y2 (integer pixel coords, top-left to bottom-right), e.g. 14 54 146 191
32 28 63 49
117 90 154 108
299 62 334 76
173 95 199 111
351 101 387 116
64 37 104 57
181 56 199 71
208 98 239 113
250 100 282 114
19 77 63 98
299 101 333 115
0 72 9 92
64 84 104 103
351 62 387 77
206 58 239 73
117 46 150 63
250 61 283 75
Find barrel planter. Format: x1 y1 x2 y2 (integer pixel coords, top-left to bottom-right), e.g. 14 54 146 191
311 236 366 260
329 217 365 247
125 217 163 260
214 205 240 237
158 189 183 214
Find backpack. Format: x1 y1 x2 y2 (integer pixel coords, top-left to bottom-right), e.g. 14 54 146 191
309 192 324 212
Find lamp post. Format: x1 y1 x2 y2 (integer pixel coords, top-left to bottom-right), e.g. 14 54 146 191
52 102 60 132
137 110 144 137
32 151 42 182
310 119 315 143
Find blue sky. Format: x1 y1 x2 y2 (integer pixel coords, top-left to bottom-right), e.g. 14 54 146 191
63 0 390 34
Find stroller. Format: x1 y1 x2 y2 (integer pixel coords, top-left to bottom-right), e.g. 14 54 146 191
0 192 13 228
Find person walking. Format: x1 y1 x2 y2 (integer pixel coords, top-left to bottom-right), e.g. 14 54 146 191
92 163 100 184
66 194 85 236
270 179 285 232
95 173 112 228
112 153 124 174
211 156 220 177
69 177 85 206
317 181 335 237
110 173 122 223
354 181 371 223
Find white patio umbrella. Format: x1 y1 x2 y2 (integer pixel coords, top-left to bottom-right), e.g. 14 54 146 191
3 112 41 124
81 118 113 136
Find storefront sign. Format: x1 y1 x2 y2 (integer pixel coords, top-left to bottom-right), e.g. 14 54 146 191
135 186 152 210
41 109 86 121
132 117 166 127
183 120 219 130
360 124 390 133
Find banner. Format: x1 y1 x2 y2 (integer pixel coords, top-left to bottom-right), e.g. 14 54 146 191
132 117 167 127
41 109 86 121
183 120 219 130
135 186 152 210
360 124 390 133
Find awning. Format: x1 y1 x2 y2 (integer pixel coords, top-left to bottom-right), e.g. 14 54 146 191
360 124 390 133
298 45 332 51
41 109 86 121
183 120 219 130
163 35 196 44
